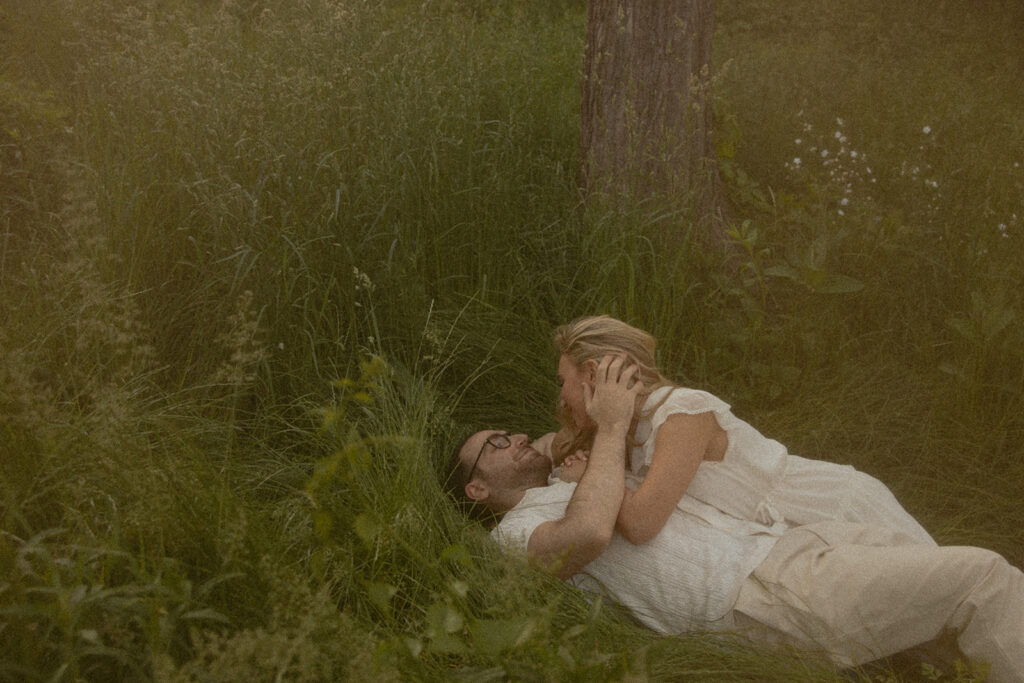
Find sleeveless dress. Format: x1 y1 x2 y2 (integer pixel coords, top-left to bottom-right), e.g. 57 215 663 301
629 386 936 546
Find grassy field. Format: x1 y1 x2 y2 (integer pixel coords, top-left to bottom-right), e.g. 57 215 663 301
2 0 1022 680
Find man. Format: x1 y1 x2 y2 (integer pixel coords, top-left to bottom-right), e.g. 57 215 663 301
451 356 1024 681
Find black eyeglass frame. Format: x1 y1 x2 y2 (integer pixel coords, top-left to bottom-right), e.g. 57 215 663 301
466 432 511 483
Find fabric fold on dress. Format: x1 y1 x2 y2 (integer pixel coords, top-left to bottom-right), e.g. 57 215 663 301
629 386 936 546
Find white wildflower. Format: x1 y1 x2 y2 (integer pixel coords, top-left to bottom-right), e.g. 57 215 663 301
922 125 932 134
353 266 374 292
793 157 802 166
821 149 829 158
840 197 850 206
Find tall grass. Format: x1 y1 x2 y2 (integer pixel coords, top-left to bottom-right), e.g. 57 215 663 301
1 0 1022 679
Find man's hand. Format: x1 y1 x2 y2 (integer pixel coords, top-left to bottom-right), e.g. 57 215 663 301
583 355 643 431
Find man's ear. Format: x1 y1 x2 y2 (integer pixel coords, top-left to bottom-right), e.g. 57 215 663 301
583 359 598 381
465 479 489 503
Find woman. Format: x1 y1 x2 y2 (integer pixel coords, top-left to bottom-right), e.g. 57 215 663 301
548 315 935 546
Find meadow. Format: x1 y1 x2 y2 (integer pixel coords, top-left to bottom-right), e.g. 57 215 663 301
1 0 1022 680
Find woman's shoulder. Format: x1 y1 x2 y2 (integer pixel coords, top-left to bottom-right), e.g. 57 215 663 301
646 385 731 418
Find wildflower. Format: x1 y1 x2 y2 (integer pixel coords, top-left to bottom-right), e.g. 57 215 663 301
836 117 845 126
922 125 932 134
840 197 850 206
795 138 802 145
793 157 802 166
353 266 374 292
821 149 829 158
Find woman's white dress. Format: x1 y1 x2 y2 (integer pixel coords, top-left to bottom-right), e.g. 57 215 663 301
629 386 936 546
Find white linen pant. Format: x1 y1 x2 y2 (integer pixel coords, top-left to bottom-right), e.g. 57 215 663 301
731 522 1024 683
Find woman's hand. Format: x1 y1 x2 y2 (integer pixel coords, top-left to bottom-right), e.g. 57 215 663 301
557 450 590 483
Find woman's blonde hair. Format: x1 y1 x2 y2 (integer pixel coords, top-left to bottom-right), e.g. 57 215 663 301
552 315 676 460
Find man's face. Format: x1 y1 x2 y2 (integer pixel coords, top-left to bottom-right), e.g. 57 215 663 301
460 430 551 494
557 354 592 430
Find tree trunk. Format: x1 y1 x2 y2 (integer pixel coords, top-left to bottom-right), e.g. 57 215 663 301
580 0 721 235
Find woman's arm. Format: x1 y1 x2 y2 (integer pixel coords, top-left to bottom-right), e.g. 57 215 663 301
616 411 720 544
527 357 639 578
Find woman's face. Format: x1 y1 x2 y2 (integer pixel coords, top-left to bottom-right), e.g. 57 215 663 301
557 354 592 429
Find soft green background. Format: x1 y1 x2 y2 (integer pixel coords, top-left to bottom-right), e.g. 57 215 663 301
2 0 1022 679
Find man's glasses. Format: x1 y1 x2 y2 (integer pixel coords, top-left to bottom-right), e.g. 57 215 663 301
467 432 511 482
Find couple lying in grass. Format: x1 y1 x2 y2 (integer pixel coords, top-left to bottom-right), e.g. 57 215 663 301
449 315 1024 681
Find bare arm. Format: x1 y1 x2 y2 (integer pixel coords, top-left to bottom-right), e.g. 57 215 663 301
526 356 640 578
615 411 718 545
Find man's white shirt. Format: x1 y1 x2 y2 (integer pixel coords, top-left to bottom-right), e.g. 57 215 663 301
492 480 783 634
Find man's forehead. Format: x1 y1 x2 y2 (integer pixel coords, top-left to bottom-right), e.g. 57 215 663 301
461 429 502 462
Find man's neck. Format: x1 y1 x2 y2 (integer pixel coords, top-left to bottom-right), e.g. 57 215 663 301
496 476 548 516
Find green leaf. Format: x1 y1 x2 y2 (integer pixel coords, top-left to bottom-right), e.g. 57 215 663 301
425 603 466 653
366 581 397 614
469 616 533 655
983 307 1015 340
425 601 463 632
402 637 422 658
945 317 975 342
561 624 587 642
814 272 864 294
448 579 469 599
938 361 966 380
353 513 381 546
440 543 473 567
764 264 799 281
764 264 863 293
181 608 231 624
343 443 371 471
427 631 466 654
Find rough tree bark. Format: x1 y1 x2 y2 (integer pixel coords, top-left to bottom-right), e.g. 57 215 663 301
580 0 723 239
